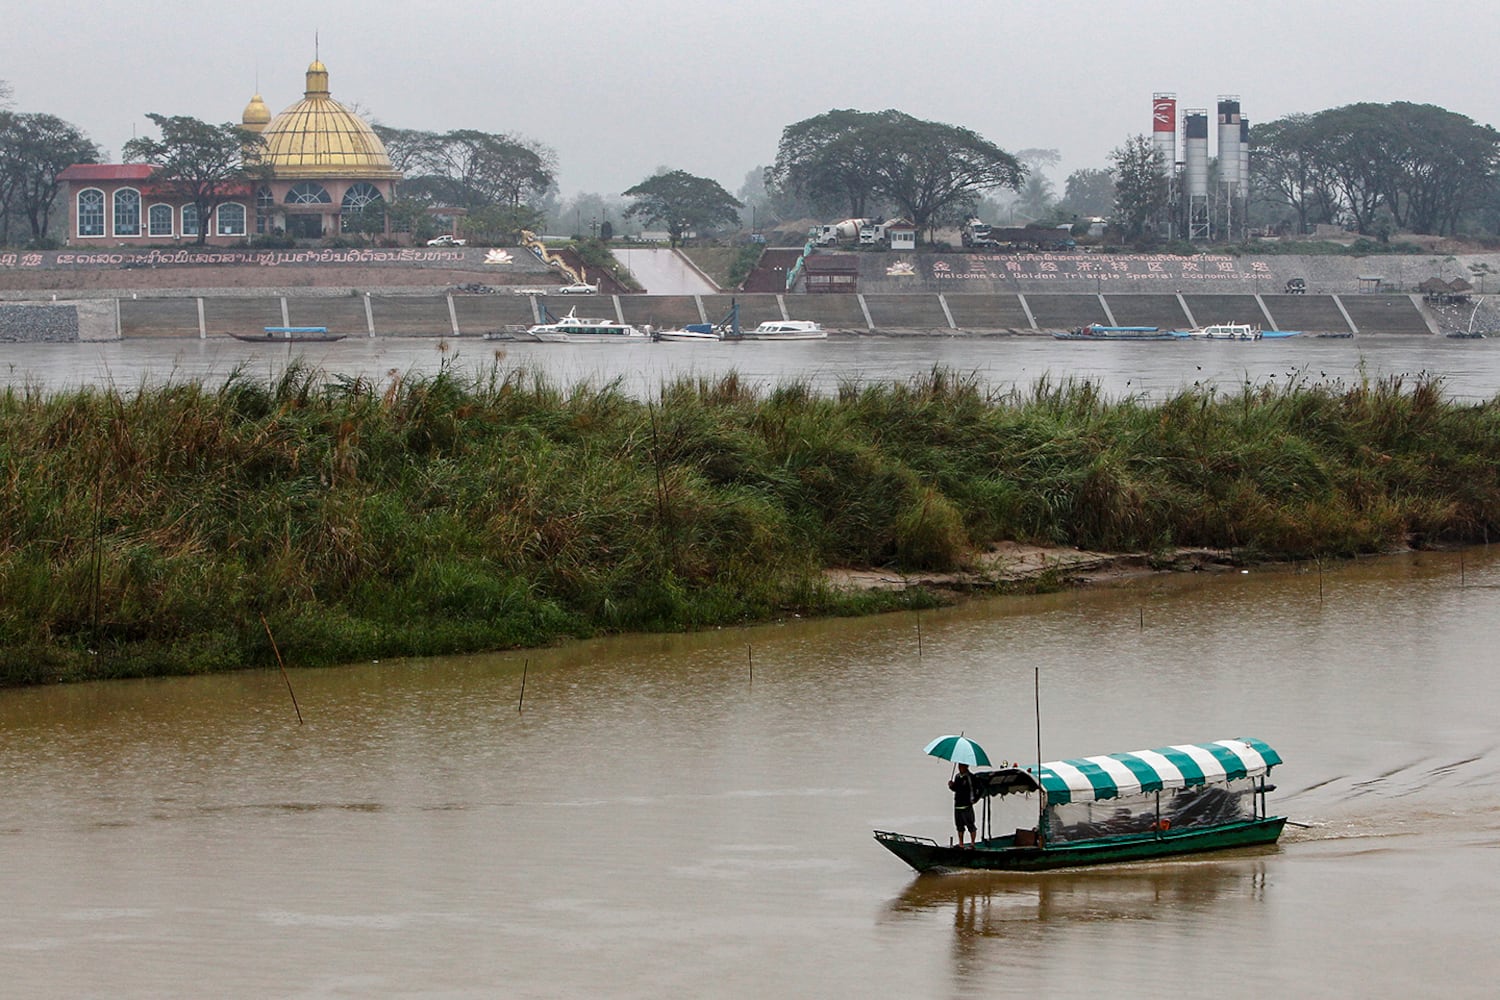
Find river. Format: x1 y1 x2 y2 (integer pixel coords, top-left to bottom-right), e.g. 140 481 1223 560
1 331 1498 402
2 549 1499 997
4 335 1500 997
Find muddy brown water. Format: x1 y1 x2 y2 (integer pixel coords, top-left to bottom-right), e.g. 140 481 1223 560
3 548 1499 997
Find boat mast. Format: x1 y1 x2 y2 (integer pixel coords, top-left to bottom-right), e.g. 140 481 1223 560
1034 666 1044 833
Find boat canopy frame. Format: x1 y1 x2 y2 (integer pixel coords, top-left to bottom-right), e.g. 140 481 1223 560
964 737 1280 844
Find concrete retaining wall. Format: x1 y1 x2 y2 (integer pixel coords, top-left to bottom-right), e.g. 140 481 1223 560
4 289 1466 339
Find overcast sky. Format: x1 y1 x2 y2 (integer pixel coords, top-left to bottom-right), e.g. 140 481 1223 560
6 0 1498 199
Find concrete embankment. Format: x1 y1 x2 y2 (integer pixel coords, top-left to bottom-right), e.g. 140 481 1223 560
0 289 1457 340
1 247 1496 338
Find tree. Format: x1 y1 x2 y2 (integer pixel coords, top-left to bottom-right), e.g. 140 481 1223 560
1110 135 1168 243
863 112 1025 236
0 112 100 243
370 124 444 174
766 109 890 218
122 114 267 245
1250 115 1340 234
1013 172 1056 222
1255 102 1499 237
375 126 556 211
770 109 1023 238
622 169 742 246
465 203 546 245
1059 168 1116 218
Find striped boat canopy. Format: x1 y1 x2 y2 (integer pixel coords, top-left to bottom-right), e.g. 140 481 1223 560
1029 738 1281 805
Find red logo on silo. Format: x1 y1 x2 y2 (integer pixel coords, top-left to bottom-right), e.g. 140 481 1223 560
1153 99 1176 132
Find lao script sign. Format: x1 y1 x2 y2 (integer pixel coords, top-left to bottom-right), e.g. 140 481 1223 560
0 248 472 269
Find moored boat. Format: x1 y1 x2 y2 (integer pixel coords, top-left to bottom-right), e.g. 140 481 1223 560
874 737 1285 873
231 326 347 343
525 308 649 343
1174 322 1262 340
737 319 827 341
1054 324 1176 341
654 323 722 342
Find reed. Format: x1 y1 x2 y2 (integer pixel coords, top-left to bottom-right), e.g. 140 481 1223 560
2 364 1498 685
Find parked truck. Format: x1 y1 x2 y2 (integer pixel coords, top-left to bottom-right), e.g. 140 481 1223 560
961 217 998 249
811 218 868 246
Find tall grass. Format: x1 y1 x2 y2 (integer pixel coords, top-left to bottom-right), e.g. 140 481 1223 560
2 361 1498 685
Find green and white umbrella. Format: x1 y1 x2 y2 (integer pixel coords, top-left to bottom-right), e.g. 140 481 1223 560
923 734 991 768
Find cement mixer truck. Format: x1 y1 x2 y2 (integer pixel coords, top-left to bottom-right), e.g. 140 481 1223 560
810 218 868 246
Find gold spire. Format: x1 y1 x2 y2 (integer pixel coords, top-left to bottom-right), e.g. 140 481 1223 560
304 60 330 98
241 93 272 132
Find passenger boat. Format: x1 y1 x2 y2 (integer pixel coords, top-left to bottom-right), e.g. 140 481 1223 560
654 323 722 342
1053 324 1175 341
1174 322 1262 340
231 326 347 343
523 308 649 343
874 737 1285 873
737 319 827 341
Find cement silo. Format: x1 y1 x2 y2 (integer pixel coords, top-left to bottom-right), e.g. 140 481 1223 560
1239 117 1251 198
1217 97 1241 187
1152 93 1177 174
1184 109 1210 239
1153 93 1179 238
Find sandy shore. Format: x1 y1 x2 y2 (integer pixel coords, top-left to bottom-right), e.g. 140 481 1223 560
823 541 1246 594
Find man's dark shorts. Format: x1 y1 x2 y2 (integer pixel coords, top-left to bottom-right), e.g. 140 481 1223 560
954 805 976 834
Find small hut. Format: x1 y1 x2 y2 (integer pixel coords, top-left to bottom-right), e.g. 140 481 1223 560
804 254 859 294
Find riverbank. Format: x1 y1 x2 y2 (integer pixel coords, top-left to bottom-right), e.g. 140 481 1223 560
2 363 1497 686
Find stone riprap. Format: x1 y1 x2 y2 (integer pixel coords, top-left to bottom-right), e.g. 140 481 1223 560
0 303 80 342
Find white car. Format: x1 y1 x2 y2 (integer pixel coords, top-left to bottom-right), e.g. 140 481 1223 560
510 287 549 296
557 282 599 294
426 234 467 247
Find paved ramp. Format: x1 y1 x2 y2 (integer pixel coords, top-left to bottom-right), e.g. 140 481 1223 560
614 248 718 295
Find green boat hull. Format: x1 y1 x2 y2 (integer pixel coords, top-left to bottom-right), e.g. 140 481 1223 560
874 817 1286 873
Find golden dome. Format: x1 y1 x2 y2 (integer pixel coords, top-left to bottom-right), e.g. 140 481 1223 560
241 93 272 131
259 60 399 180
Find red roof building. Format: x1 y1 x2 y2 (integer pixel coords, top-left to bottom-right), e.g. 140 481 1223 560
59 60 400 247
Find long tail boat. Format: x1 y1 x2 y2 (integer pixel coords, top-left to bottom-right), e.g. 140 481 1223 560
875 737 1284 873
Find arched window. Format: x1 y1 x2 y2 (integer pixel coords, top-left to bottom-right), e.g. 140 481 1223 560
285 182 331 204
182 204 199 237
341 183 384 213
340 182 386 233
77 189 105 237
255 186 275 234
148 204 174 238
216 203 246 236
113 189 141 236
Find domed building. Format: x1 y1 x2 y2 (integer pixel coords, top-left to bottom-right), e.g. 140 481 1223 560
244 60 402 239
59 59 402 246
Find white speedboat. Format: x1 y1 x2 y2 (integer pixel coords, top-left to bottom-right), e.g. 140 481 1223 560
1176 322 1261 340
654 323 722 342
739 320 826 341
525 309 649 343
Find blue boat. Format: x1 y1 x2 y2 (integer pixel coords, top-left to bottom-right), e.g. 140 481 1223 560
875 737 1285 873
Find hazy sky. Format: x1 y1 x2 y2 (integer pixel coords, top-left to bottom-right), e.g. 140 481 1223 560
6 0 1499 199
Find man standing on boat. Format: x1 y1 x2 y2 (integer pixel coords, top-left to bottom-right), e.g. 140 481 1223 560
950 763 978 848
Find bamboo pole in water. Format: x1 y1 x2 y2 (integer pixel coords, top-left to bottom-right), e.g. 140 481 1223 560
260 615 303 725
